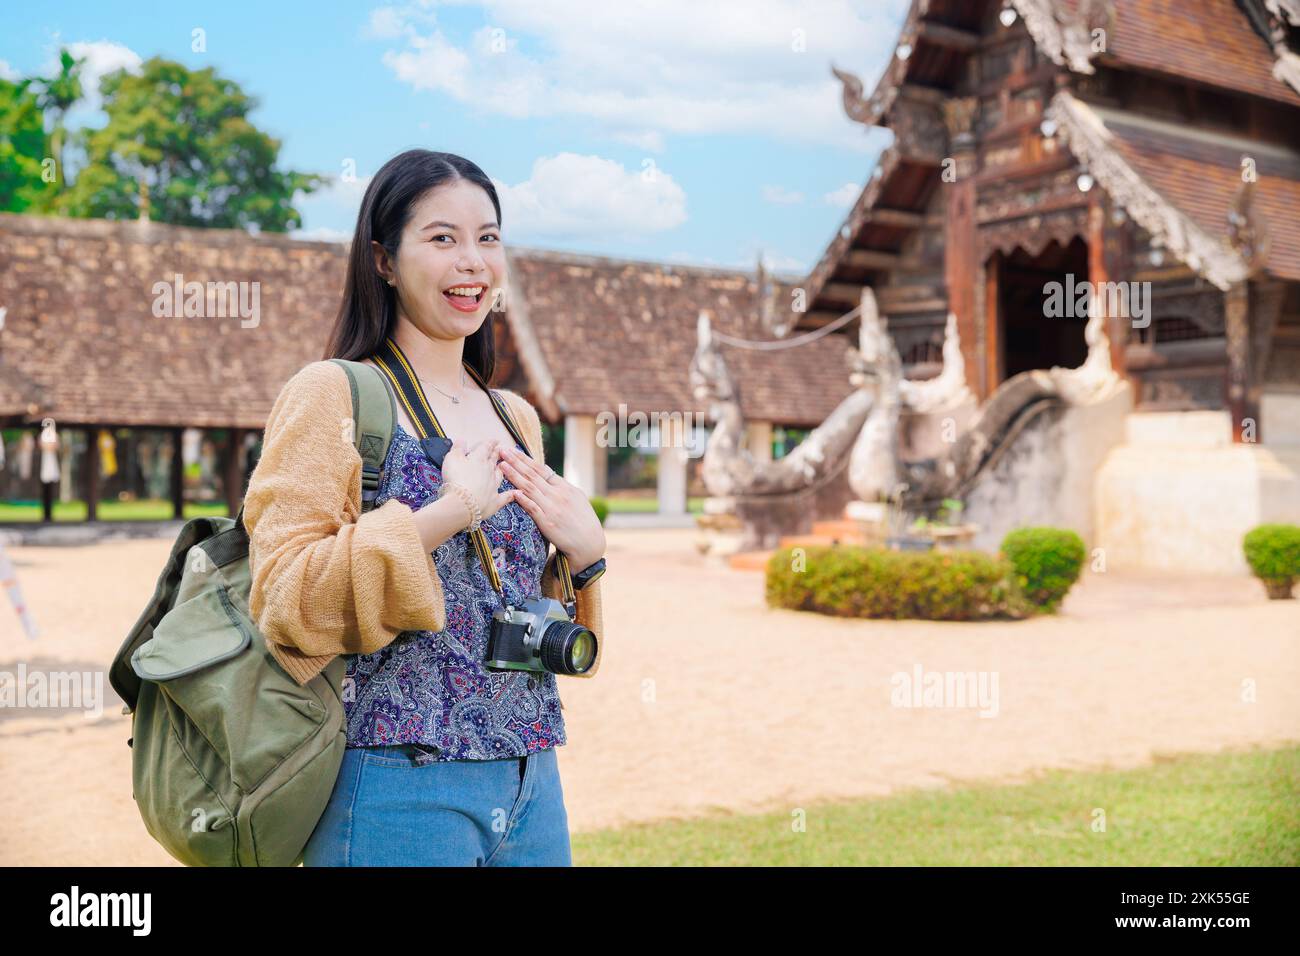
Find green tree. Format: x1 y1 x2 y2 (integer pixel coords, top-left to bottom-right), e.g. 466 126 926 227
62 56 323 230
0 77 53 212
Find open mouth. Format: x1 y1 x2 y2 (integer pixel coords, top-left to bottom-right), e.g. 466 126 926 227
442 284 487 311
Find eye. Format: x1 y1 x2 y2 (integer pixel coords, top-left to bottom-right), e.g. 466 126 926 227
481 233 500 243
430 234 453 243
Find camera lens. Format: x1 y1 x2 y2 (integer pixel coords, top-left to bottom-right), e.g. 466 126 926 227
539 620 597 675
568 630 595 671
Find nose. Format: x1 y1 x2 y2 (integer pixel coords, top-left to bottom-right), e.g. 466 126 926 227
455 247 488 274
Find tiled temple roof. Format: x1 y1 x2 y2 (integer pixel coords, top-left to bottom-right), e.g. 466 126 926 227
0 213 849 430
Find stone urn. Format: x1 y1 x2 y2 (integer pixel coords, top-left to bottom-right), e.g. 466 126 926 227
1263 578 1296 600
886 534 934 552
695 502 744 558
927 523 980 551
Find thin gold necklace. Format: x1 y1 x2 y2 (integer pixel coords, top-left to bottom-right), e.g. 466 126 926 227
417 365 467 404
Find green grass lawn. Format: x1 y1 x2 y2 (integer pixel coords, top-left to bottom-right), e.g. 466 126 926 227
2 496 702 520
603 496 705 514
571 744 1300 866
0 500 230 522
4 497 701 520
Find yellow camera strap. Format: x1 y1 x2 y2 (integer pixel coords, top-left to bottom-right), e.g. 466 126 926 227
370 335 576 608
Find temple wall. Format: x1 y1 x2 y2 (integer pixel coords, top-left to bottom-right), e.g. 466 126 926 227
963 384 1132 551
1094 410 1300 573
1262 392 1300 446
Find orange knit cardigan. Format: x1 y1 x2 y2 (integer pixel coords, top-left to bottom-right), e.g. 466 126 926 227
242 359 604 686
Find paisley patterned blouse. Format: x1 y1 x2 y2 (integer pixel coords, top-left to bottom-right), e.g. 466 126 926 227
339 415 566 760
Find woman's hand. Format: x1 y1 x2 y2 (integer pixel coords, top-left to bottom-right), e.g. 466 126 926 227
499 445 606 569
440 438 514 524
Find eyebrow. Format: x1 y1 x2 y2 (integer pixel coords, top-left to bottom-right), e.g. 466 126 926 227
420 220 500 231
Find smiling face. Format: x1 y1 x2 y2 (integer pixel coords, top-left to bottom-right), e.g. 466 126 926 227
372 177 505 340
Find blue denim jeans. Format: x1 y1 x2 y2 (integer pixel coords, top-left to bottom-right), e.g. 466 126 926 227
302 744 572 866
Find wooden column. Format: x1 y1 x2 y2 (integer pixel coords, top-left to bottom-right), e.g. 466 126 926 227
983 252 1001 392
942 97 981 399
224 427 245 518
39 425 53 522
1248 280 1285 445
84 427 101 521
170 427 185 519
1089 193 1128 379
1224 282 1251 443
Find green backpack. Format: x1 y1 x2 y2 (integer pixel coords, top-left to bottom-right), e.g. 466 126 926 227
108 358 397 866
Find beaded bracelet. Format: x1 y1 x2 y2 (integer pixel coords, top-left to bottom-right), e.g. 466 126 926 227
438 480 481 532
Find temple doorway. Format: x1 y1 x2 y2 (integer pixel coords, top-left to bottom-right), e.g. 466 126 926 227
988 236 1090 384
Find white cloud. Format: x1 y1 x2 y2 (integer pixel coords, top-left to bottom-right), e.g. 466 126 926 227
325 172 374 201
609 129 666 154
366 7 409 38
290 226 352 243
381 29 474 100
747 248 807 274
293 172 373 237
823 181 861 208
667 251 719 266
37 39 142 129
368 0 909 150
494 152 687 241
295 154 686 244
762 184 804 205
762 252 807 272
717 238 807 272
0 60 20 82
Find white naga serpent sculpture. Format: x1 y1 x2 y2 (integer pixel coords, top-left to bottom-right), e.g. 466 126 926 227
690 284 1120 516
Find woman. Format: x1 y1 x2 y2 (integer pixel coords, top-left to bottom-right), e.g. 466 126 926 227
242 149 607 866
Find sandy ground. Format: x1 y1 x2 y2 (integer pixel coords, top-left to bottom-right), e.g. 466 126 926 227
1 527 1298 865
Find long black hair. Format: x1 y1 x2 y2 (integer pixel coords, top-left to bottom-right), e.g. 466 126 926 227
323 149 503 384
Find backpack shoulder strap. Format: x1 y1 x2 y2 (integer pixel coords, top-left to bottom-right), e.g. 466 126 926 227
328 358 397 514
232 359 396 538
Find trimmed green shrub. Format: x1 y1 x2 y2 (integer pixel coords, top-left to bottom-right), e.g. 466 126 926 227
765 545 1026 621
999 527 1085 613
589 496 609 526
1242 523 1300 599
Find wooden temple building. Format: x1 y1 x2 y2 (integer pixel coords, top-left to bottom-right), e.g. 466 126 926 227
0 213 844 526
688 0 1299 573
798 0 1300 426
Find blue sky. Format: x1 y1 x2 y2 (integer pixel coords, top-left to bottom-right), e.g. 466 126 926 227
1 0 909 275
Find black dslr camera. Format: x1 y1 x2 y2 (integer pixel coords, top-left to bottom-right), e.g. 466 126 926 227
486 597 597 675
